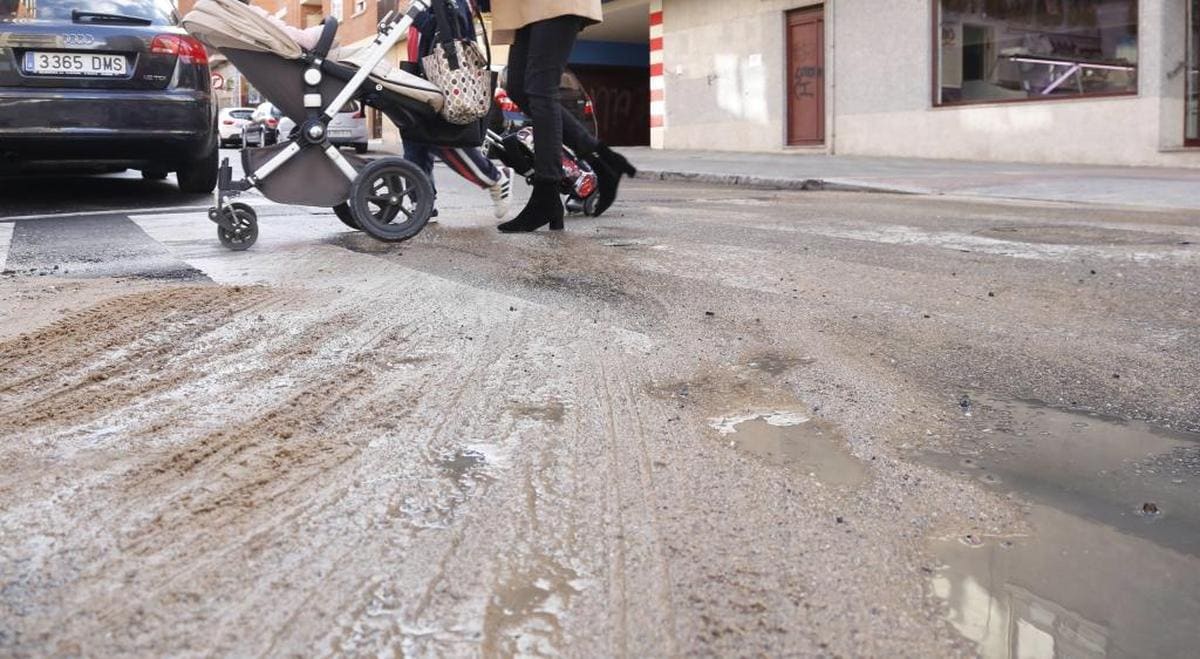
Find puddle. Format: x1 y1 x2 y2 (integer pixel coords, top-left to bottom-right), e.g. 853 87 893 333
973 224 1186 246
437 448 489 486
921 395 1200 556
481 556 583 657
598 238 655 250
930 504 1200 659
511 400 566 424
710 411 867 486
745 352 816 376
922 395 1200 657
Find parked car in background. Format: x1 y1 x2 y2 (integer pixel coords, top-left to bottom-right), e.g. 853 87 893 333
241 101 280 148
0 0 219 192
276 100 368 153
493 66 597 137
217 107 254 147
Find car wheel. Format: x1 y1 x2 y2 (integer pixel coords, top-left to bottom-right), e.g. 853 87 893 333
355 143 368 154
141 170 169 181
177 145 219 194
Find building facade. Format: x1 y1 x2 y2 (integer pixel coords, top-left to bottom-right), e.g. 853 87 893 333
178 1 1200 167
652 0 1200 167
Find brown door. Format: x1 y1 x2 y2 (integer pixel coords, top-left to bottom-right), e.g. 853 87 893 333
786 6 825 145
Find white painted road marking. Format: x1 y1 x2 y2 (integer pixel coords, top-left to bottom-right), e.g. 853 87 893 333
0 222 13 272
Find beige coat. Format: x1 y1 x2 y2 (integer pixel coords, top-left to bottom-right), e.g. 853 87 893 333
490 0 602 45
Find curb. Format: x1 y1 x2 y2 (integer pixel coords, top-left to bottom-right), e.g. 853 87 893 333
636 169 921 195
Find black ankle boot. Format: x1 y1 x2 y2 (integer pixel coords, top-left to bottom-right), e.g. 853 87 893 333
585 144 637 217
596 144 637 177
498 181 564 233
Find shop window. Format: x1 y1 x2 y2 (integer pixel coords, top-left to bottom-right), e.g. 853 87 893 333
936 0 1139 106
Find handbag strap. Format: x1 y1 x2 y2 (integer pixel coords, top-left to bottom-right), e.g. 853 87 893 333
430 0 461 45
430 0 461 69
470 0 491 68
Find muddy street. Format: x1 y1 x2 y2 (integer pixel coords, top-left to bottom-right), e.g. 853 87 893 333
2 178 1199 656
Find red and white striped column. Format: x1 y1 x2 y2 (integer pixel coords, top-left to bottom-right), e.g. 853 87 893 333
649 0 664 149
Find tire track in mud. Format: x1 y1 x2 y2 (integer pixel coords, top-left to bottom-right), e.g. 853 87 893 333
0 276 458 655
0 286 276 433
316 322 527 655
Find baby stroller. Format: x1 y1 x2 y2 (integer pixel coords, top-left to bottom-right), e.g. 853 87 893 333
484 88 600 217
486 127 599 217
183 0 483 250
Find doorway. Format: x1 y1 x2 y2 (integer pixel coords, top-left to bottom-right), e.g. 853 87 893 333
786 6 825 146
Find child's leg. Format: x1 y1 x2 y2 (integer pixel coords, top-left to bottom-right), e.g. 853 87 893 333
437 146 502 189
403 140 437 194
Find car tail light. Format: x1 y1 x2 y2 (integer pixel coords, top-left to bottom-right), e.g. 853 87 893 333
223 119 235 125
266 118 278 128
151 34 209 65
583 100 594 117
352 110 365 119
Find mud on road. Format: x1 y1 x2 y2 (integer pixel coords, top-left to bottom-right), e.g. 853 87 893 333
2 182 1199 656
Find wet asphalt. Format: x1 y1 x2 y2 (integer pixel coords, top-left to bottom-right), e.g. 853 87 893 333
1 157 1199 656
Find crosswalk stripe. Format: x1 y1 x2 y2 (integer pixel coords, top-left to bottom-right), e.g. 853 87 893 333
6 214 207 281
0 222 13 272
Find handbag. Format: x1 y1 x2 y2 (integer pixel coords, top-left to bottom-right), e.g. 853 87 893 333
421 0 492 125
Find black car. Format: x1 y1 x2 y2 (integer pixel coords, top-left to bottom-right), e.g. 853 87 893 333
0 0 219 192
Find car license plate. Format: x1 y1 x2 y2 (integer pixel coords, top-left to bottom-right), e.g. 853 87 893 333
24 51 127 77
330 129 351 138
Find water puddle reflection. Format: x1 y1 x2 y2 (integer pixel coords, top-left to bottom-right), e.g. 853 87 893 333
711 411 866 486
931 505 1200 659
923 396 1200 657
922 395 1200 555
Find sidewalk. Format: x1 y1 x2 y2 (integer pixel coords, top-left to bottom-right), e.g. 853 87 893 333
625 148 1200 211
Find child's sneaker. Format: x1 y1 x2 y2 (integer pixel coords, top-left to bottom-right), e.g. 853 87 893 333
489 167 512 219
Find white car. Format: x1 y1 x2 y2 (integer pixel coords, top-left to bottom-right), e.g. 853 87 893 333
241 102 281 148
277 100 369 153
217 107 254 147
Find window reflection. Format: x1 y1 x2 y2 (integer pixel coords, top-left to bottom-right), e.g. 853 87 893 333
937 0 1139 105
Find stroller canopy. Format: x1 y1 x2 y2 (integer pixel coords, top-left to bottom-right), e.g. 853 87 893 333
184 0 444 112
182 0 304 61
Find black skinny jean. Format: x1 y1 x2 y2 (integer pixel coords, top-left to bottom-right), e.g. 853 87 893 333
505 15 599 182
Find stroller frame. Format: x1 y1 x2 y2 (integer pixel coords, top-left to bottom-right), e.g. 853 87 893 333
208 0 435 250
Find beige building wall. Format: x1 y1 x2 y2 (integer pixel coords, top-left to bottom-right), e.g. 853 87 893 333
659 0 1200 168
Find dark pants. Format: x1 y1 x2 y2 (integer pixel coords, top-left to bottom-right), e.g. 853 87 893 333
403 140 502 195
506 15 599 182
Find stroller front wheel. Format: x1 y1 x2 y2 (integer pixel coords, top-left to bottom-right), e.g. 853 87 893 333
349 158 435 243
216 203 258 251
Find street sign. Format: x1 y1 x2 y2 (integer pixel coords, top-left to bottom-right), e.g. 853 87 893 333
211 72 225 89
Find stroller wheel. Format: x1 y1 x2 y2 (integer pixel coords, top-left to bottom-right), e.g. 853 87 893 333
583 193 600 217
349 158 434 243
217 203 258 251
332 203 360 230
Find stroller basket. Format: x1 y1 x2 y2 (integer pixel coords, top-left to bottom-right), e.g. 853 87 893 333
182 0 486 249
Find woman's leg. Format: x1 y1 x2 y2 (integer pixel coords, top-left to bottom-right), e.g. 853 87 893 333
519 15 583 182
